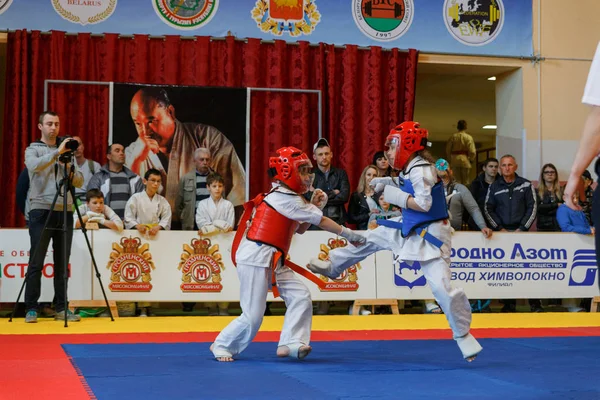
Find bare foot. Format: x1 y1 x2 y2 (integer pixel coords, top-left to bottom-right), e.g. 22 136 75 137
465 355 477 363
210 343 234 362
277 345 312 360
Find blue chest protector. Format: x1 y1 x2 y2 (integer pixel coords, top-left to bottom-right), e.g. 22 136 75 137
397 163 449 237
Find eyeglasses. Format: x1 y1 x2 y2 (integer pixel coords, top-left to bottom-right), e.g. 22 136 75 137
543 171 556 175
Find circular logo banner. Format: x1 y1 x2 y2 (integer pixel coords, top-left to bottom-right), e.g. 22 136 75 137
153 0 218 30
352 0 414 42
51 0 117 25
443 0 504 46
0 0 13 16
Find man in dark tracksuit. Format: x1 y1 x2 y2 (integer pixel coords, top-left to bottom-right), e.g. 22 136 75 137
484 155 542 313
304 138 350 229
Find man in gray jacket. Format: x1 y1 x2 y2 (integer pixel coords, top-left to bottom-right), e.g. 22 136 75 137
24 111 84 323
175 148 213 231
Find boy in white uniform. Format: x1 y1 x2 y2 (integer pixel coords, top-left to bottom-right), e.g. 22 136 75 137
124 168 172 317
210 146 365 362
196 172 235 316
124 168 172 235
196 173 235 235
309 122 483 362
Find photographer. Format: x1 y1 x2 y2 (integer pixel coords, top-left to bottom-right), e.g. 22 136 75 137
23 111 84 323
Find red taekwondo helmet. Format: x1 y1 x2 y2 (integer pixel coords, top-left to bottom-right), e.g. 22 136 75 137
385 121 430 170
269 146 314 194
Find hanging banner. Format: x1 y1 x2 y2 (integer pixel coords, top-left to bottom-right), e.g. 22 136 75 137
0 0 533 57
111 83 248 214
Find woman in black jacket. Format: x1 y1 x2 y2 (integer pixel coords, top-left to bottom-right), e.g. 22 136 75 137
348 165 378 230
536 163 563 232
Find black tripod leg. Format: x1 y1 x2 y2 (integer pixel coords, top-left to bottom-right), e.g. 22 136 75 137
62 169 69 327
70 185 115 322
9 187 63 322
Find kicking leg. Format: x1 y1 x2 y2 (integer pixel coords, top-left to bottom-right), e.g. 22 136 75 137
308 227 392 278
419 257 482 361
211 264 269 361
276 265 313 360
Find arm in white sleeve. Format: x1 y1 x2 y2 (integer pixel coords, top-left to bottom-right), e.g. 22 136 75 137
213 200 235 230
158 197 172 230
124 196 140 229
409 166 436 212
195 200 212 230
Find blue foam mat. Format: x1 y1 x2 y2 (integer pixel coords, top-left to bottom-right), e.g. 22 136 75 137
63 337 600 400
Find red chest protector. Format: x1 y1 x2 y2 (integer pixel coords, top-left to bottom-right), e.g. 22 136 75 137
231 191 299 266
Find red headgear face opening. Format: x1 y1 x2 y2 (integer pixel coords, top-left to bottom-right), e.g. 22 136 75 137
385 121 429 170
269 146 314 193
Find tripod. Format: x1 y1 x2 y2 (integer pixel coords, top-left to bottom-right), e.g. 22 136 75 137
9 154 114 326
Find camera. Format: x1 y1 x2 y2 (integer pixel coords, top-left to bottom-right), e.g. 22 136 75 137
58 136 80 152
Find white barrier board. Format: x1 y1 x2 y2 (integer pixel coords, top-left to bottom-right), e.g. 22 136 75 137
1 230 598 302
0 229 92 302
376 232 600 299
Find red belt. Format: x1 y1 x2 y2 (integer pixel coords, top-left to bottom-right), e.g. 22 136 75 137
269 254 327 298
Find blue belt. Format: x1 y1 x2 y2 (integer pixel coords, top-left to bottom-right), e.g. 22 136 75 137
376 219 444 248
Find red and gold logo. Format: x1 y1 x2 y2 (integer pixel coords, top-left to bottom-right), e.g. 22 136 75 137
316 238 360 291
178 238 224 292
107 237 155 292
251 0 320 37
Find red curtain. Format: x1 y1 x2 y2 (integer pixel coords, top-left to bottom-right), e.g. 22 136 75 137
1 30 418 228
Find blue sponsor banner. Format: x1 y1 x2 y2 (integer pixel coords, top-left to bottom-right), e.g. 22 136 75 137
0 0 532 57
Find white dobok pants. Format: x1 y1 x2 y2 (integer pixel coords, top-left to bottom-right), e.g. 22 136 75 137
212 261 313 358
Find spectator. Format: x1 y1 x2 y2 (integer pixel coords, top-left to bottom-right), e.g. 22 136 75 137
468 157 498 230
88 144 145 220
581 170 594 225
557 181 593 312
72 136 101 202
24 111 84 323
485 154 542 313
446 120 476 185
75 189 123 232
557 181 594 235
536 163 563 232
124 168 172 235
196 173 235 236
196 173 234 316
436 159 492 235
124 168 172 317
125 88 246 212
175 148 213 231
305 138 350 229
372 151 394 177
176 147 213 312
348 165 379 230
367 191 402 230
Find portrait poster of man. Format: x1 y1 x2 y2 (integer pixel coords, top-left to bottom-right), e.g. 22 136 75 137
111 84 247 221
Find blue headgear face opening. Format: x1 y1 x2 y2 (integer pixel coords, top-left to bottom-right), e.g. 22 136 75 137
435 158 449 172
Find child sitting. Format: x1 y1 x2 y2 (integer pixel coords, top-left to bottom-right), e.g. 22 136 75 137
75 189 123 232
